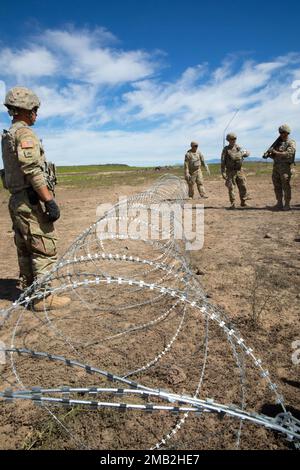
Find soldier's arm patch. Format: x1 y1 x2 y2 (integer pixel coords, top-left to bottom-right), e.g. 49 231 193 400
21 140 34 149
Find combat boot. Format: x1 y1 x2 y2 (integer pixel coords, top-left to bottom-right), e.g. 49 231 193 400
200 193 208 199
272 201 283 211
33 294 71 312
17 278 30 292
17 274 34 291
240 200 248 207
229 202 236 210
283 203 291 211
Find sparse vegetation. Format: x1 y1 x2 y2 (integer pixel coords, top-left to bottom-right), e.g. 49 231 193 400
248 265 275 328
52 162 274 188
247 264 287 328
0 162 276 190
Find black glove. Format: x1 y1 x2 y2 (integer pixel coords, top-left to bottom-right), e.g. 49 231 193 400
45 199 60 222
27 187 39 205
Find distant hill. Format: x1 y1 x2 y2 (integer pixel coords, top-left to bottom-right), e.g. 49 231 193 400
207 157 299 163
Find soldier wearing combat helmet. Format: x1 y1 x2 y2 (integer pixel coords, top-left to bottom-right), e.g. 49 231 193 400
221 133 251 209
263 124 296 211
1 86 70 310
184 141 210 199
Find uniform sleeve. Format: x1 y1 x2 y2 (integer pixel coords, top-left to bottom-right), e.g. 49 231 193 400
221 148 227 173
15 128 46 191
184 153 189 177
199 152 206 168
237 146 249 158
280 140 296 162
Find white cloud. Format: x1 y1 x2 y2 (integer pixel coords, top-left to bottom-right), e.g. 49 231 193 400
41 127 184 166
120 58 294 123
0 47 57 78
0 26 299 166
0 80 5 104
42 28 157 85
34 84 97 119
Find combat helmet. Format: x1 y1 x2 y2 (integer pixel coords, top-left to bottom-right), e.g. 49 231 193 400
4 86 40 112
278 124 291 134
226 133 237 141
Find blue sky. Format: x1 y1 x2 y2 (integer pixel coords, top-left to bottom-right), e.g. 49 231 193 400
0 0 299 165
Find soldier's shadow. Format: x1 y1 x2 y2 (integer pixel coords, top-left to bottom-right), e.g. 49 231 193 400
223 206 271 211
241 206 278 211
282 378 300 389
191 206 224 210
224 206 300 212
265 206 300 212
0 278 22 302
260 402 300 449
260 403 300 421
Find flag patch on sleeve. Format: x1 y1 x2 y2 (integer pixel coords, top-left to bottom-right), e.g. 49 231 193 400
21 140 34 149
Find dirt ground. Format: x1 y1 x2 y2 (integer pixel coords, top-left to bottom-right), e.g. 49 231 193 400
0 170 299 450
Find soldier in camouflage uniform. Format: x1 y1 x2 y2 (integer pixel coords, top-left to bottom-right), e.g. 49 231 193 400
1 86 70 311
221 133 250 209
184 141 210 199
263 124 296 211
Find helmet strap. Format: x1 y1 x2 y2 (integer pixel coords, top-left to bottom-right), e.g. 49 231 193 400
7 107 19 117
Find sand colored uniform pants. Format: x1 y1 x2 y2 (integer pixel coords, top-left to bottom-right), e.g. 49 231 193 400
184 149 207 198
272 163 292 204
8 190 57 287
188 170 205 198
225 170 248 204
270 138 296 204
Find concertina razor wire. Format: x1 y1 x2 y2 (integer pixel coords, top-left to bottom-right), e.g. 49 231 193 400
0 175 299 450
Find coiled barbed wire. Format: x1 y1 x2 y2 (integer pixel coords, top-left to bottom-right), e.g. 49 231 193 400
0 175 299 450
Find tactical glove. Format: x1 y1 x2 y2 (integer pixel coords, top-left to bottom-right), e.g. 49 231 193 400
222 172 227 180
45 199 60 222
27 187 39 205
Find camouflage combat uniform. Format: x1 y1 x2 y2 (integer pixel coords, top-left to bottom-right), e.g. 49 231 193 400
221 144 249 205
184 149 207 198
271 139 296 206
1 121 57 288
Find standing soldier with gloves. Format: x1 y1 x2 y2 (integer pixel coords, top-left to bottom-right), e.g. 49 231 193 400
184 141 210 199
221 133 250 209
263 124 296 211
1 86 70 311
